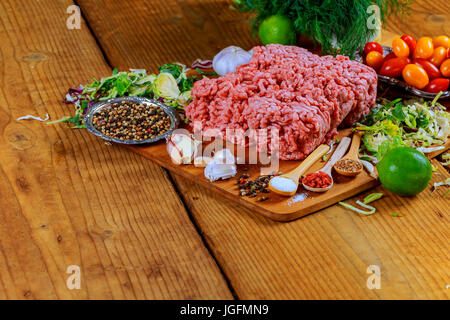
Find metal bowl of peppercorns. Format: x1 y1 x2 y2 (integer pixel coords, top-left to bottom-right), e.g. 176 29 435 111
84 97 179 145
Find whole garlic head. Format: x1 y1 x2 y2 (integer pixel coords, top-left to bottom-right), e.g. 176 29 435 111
212 46 252 76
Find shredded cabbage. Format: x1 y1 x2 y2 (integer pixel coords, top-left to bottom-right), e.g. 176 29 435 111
356 94 450 160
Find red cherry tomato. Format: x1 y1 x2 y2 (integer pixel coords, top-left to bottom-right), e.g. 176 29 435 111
414 37 434 59
433 36 450 49
440 59 450 77
423 78 450 93
392 38 410 57
382 52 396 64
413 58 441 80
365 51 384 71
401 34 417 53
379 57 409 78
429 47 448 67
364 42 383 55
402 64 429 89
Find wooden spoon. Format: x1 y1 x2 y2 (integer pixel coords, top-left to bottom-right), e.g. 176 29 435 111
302 137 351 193
268 144 330 197
334 132 364 177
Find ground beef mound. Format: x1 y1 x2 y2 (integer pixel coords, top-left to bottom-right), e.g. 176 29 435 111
185 44 377 160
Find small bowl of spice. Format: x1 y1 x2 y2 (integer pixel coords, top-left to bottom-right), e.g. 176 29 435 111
84 97 178 144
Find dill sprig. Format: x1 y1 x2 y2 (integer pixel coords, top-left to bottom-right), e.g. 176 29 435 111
235 0 411 58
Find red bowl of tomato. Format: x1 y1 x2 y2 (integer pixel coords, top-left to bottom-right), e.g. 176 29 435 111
357 45 450 100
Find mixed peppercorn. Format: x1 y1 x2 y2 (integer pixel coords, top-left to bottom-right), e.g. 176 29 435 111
237 172 282 201
92 101 171 141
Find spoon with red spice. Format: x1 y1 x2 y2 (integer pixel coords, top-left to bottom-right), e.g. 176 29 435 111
302 137 351 193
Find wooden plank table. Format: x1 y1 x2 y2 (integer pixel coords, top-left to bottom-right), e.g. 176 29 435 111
0 0 449 299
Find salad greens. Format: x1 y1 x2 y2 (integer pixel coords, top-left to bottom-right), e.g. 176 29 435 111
52 63 195 128
356 93 450 160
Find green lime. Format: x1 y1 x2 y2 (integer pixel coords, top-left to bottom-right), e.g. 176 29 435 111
258 15 296 46
377 147 432 196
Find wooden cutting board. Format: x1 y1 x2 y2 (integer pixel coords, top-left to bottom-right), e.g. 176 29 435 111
124 128 449 222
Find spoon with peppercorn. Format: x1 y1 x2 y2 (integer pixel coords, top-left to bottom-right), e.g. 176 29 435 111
268 144 330 197
333 132 363 177
302 137 351 193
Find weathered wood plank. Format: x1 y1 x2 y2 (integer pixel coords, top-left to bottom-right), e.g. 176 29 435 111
78 0 449 299
0 0 232 300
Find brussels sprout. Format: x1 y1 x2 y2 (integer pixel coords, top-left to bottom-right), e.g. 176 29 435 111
177 91 192 106
154 72 180 100
362 131 390 154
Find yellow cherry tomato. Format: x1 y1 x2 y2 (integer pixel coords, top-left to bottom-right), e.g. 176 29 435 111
392 37 410 57
433 35 450 49
440 59 450 77
402 64 429 89
365 51 384 71
429 46 448 67
414 37 434 59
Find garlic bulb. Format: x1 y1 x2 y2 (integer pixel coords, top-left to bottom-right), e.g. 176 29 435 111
213 46 252 76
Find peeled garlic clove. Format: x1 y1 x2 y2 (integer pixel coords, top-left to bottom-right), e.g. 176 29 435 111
169 133 196 164
204 160 237 182
193 139 203 159
167 141 182 165
194 156 213 168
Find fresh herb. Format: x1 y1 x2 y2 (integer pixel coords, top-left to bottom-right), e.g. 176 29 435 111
233 0 411 57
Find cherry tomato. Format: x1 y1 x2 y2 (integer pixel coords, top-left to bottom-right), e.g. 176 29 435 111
423 78 450 93
379 57 409 78
433 35 450 49
429 47 448 67
414 37 434 59
364 42 383 55
392 37 410 57
401 34 417 53
365 51 384 71
440 59 450 77
402 64 429 89
413 58 441 80
382 52 396 64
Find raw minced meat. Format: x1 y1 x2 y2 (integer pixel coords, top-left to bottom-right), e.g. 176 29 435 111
185 44 377 160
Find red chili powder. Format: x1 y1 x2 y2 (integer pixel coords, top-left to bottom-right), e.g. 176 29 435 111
303 171 332 188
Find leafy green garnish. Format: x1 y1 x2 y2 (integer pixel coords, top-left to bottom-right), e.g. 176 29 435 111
158 63 182 79
195 68 218 76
